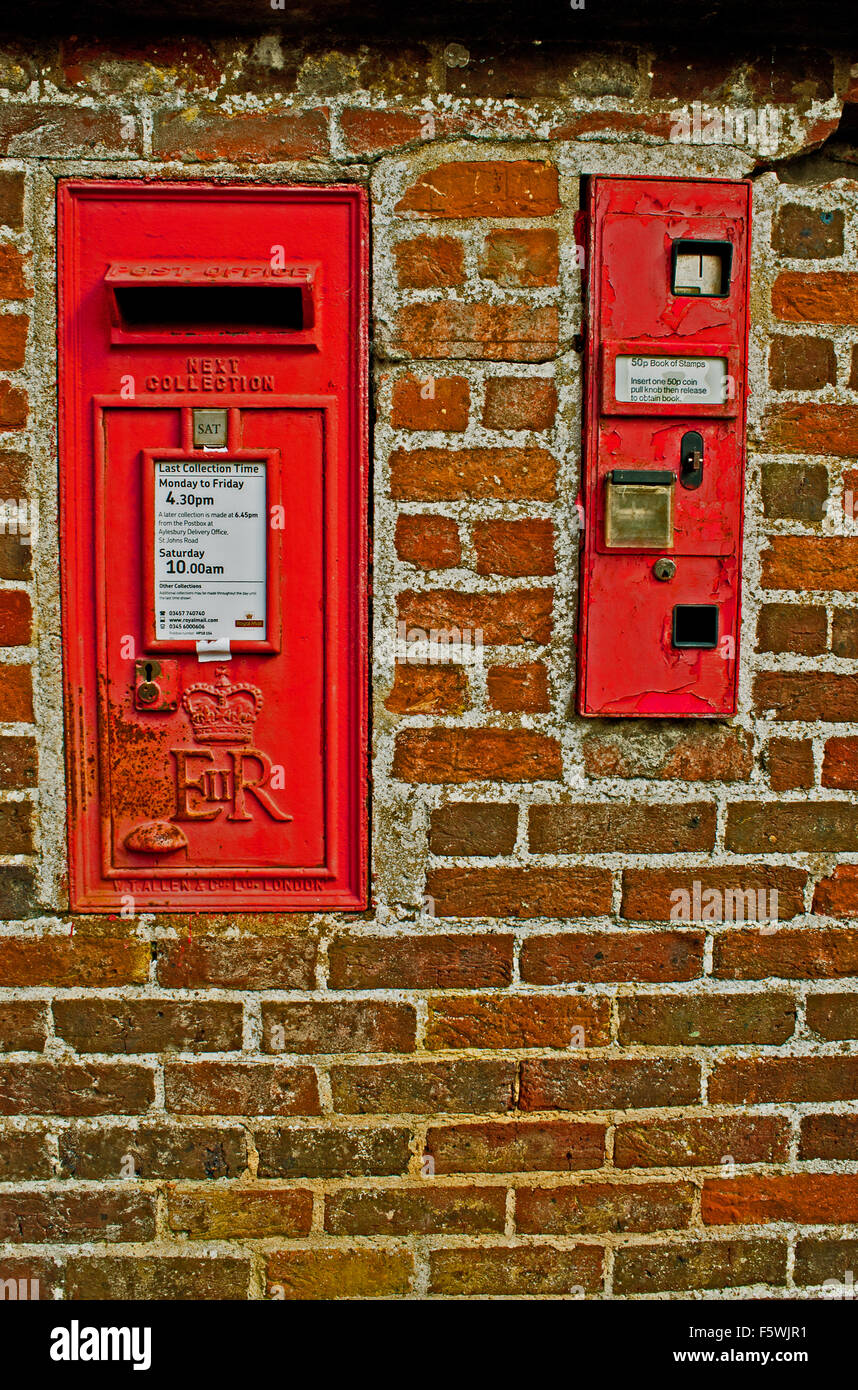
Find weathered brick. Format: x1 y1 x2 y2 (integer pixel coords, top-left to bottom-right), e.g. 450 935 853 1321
481 228 559 286
767 737 815 790
0 1257 59 1299
614 1115 789 1169
619 992 795 1046
762 403 858 454
517 1181 695 1234
392 303 559 362
0 798 32 852
426 994 610 1050
614 1239 787 1294
326 1185 507 1235
425 866 611 918
256 1125 411 1178
153 105 329 161
794 1239 858 1288
395 514 462 569
156 935 316 990
0 936 150 986
165 1063 321 1116
400 586 553 644
805 993 858 1040
390 445 556 500
0 1001 47 1051
822 737 858 788
813 868 858 918
800 1114 858 1161
715 926 858 977
473 519 555 576
167 1187 312 1238
0 867 35 919
395 729 562 784
390 375 469 430
620 867 806 922
328 933 513 989
0 104 138 157
530 801 715 854
66 1255 250 1301
710 1055 858 1104
266 1248 413 1300
756 602 827 656
762 537 858 589
0 1129 52 1179
429 802 517 856
521 930 704 984
761 462 827 522
58 1124 247 1180
0 1189 155 1243
726 801 858 852
832 608 858 657
769 334 837 389
429 1244 602 1296
0 172 24 229
52 1000 243 1054
0 663 32 720
395 161 559 217
0 382 27 429
755 671 858 722
772 272 858 323
487 663 550 713
482 377 557 431
0 1061 154 1116
340 106 458 154
394 236 465 288
0 315 27 370
773 205 844 258
331 1059 516 1115
0 734 36 786
262 1001 417 1054
519 1057 700 1112
384 664 468 715
582 722 753 781
426 1119 605 1173
703 1174 858 1226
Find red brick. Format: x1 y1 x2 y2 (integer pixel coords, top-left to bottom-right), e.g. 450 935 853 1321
262 1000 416 1054
255 1126 411 1179
52 1000 243 1053
813 868 858 918
487 663 550 712
521 930 704 984
429 1244 602 1296
726 801 858 852
710 1055 858 1104
822 737 858 788
620 867 806 922
395 160 559 217
0 174 24 229
165 1063 321 1116
0 936 150 986
0 315 27 370
715 926 858 977
156 935 316 990
384 664 468 714
614 1115 789 1169
153 105 329 161
614 1239 787 1294
393 235 465 288
0 1257 59 1299
395 514 461 571
0 1002 47 1051
767 737 815 790
390 374 469 430
762 536 858 589
0 663 32 719
757 602 827 655
582 723 753 781
473 518 555 576
330 1059 516 1115
266 1249 413 1300
398 587 552 644
769 334 836 389
429 802 517 856
0 1190 155 1244
59 1123 247 1180
806 993 858 1040
481 228 559 286
618 993 795 1046
794 1238 858 1288
425 994 610 1050
0 1061 154 1116
800 1114 858 1161
761 462 828 521
0 104 138 157
772 271 858 322
341 108 459 155
484 379 557 436
0 382 27 429
517 1181 695 1234
0 799 32 853
326 1185 507 1235
392 303 559 362
0 734 36 787
755 671 858 721
390 445 556 500
425 866 611 918
762 404 858 455
167 1187 312 1239
0 1130 52 1180
520 1057 700 1111
328 934 513 990
394 729 562 784
703 1174 858 1226
773 205 844 258
66 1255 250 1301
530 801 715 854
426 1119 605 1173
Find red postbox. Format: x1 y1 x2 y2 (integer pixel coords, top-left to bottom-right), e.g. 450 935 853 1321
58 181 368 911
577 176 751 717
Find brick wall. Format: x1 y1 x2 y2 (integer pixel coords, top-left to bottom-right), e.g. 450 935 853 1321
0 32 857 1299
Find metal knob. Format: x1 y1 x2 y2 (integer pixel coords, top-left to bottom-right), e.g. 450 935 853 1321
653 558 676 582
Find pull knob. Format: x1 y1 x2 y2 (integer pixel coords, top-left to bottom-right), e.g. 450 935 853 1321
680 430 704 490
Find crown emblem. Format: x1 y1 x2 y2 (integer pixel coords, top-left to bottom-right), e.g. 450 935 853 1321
182 665 263 743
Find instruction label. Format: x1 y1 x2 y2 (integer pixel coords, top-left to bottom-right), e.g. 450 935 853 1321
615 355 728 405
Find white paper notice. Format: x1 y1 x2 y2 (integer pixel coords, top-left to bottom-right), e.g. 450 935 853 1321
614 355 728 406
154 460 267 642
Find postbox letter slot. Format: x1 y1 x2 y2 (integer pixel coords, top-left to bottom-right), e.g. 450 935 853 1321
113 284 307 333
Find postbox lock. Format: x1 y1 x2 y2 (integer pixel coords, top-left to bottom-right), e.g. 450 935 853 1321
653 558 677 582
134 658 179 713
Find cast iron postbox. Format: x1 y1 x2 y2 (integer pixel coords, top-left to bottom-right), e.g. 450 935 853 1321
58 181 368 911
577 176 751 717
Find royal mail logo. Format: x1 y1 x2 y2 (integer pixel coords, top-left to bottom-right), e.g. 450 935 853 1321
182 665 263 744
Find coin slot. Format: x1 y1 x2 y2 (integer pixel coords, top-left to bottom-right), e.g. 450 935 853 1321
672 604 719 649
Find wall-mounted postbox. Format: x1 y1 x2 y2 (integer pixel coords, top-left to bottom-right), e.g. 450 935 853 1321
577 176 751 717
58 181 368 911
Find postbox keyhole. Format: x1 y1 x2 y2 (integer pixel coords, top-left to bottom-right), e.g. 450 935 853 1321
680 431 704 490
